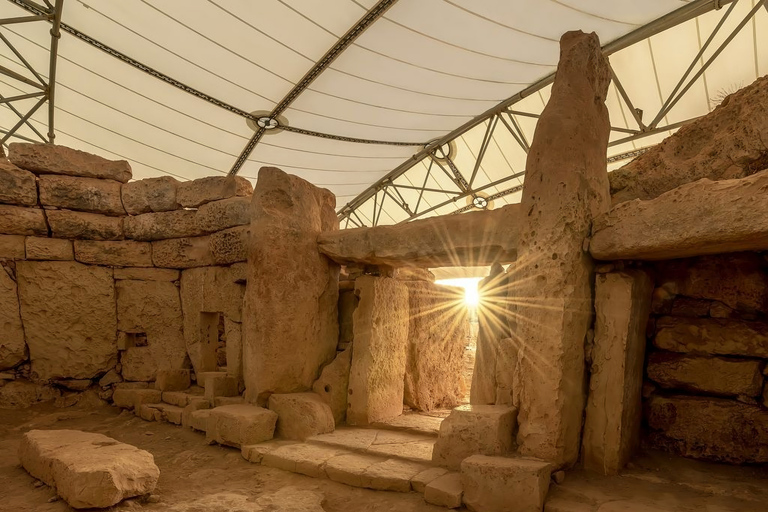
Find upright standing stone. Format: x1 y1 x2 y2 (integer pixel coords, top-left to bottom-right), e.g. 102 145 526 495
471 263 511 405
347 276 409 425
582 270 653 475
510 31 612 468
242 167 339 404
0 267 26 370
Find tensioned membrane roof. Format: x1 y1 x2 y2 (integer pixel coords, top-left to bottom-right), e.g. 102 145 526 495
0 0 766 228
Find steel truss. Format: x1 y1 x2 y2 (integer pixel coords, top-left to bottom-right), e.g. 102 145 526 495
338 0 763 228
0 0 62 149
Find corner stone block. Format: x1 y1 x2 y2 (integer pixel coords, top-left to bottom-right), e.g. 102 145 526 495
9 143 132 182
0 161 37 206
200 371 239 401
424 472 463 508
155 369 191 392
461 455 552 512
195 196 250 234
182 397 210 428
268 392 335 440
432 405 517 470
176 175 252 208
206 404 278 448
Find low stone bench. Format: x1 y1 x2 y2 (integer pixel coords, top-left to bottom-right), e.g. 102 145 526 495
206 404 277 448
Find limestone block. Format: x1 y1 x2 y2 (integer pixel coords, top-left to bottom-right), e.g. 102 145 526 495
17 261 116 380
670 297 711 318
9 143 132 182
38 175 125 215
214 395 244 407
190 408 211 431
98 369 122 387
120 347 155 382
593 171 768 261
206 404 278 447
325 452 382 487
609 75 768 205
116 279 186 380
647 352 764 397
0 379 59 408
312 347 351 426
361 458 428 492
646 394 768 463
200 371 239 401
243 167 338 404
74 240 152 267
114 267 180 281
0 235 25 259
155 369 191 391
511 32 611 468
121 176 179 214
654 316 768 358
411 467 449 493
25 237 73 260
124 209 202 241
425 472 463 508
404 281 468 411
318 203 521 268
461 455 552 512
177 175 252 208
268 392 335 440
0 267 26 370
162 391 192 407
347 276 409 425
261 443 341 478
152 236 214 268
47 209 123 240
209 225 249 264
195 196 250 233
0 204 47 236
582 271 653 475
139 403 162 421
182 398 210 428
0 161 37 206
111 388 161 409
432 405 517 470
471 263 512 405
655 253 768 314
179 266 245 374
19 429 158 508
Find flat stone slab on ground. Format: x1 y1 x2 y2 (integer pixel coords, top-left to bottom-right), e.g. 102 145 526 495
160 487 324 512
361 458 429 492
262 443 342 478
411 466 449 493
308 427 435 463
461 455 552 512
18 429 159 509
372 412 444 436
425 471 463 508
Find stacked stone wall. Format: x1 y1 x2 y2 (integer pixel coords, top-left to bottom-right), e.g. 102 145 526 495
0 143 251 408
643 252 768 463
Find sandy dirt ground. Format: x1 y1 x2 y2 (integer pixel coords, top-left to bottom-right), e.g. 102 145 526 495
0 402 445 512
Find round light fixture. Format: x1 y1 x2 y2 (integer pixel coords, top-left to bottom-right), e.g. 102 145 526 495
466 191 494 211
246 110 288 135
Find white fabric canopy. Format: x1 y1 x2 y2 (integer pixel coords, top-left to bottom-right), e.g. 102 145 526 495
0 0 765 226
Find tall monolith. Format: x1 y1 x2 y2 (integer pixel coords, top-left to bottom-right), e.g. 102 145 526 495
510 31 612 468
243 167 339 404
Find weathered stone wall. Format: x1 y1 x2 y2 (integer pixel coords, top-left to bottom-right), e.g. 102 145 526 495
643 252 768 464
0 143 251 408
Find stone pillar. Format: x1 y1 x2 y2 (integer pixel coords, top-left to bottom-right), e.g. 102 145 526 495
347 275 409 425
582 270 653 475
243 167 339 404
510 31 612 468
470 262 511 405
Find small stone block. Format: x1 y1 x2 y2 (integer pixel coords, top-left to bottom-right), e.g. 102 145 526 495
206 404 277 448
182 398 211 429
240 440 292 464
433 405 517 470
190 409 211 432
411 466 449 493
161 404 184 425
155 369 191 392
200 371 239 401
214 396 244 407
25 237 74 261
361 458 428 493
268 392 335 441
139 404 162 422
262 443 341 479
162 391 190 407
425 472 463 508
461 455 551 512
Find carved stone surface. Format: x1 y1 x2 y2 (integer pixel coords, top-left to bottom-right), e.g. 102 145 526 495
47 210 124 240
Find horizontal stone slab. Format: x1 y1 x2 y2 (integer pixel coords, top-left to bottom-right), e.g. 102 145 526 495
0 234 25 259
39 175 125 216
0 161 37 206
654 316 768 358
318 204 520 268
47 209 124 240
196 196 250 233
74 240 152 267
209 225 248 264
124 210 202 241
19 429 158 509
25 237 73 261
114 267 180 281
591 170 768 260
151 236 215 268
9 143 132 183
121 176 179 215
177 176 252 208
0 204 47 236
646 394 768 464
647 352 764 397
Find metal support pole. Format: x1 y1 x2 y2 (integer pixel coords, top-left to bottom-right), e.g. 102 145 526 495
47 0 64 143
